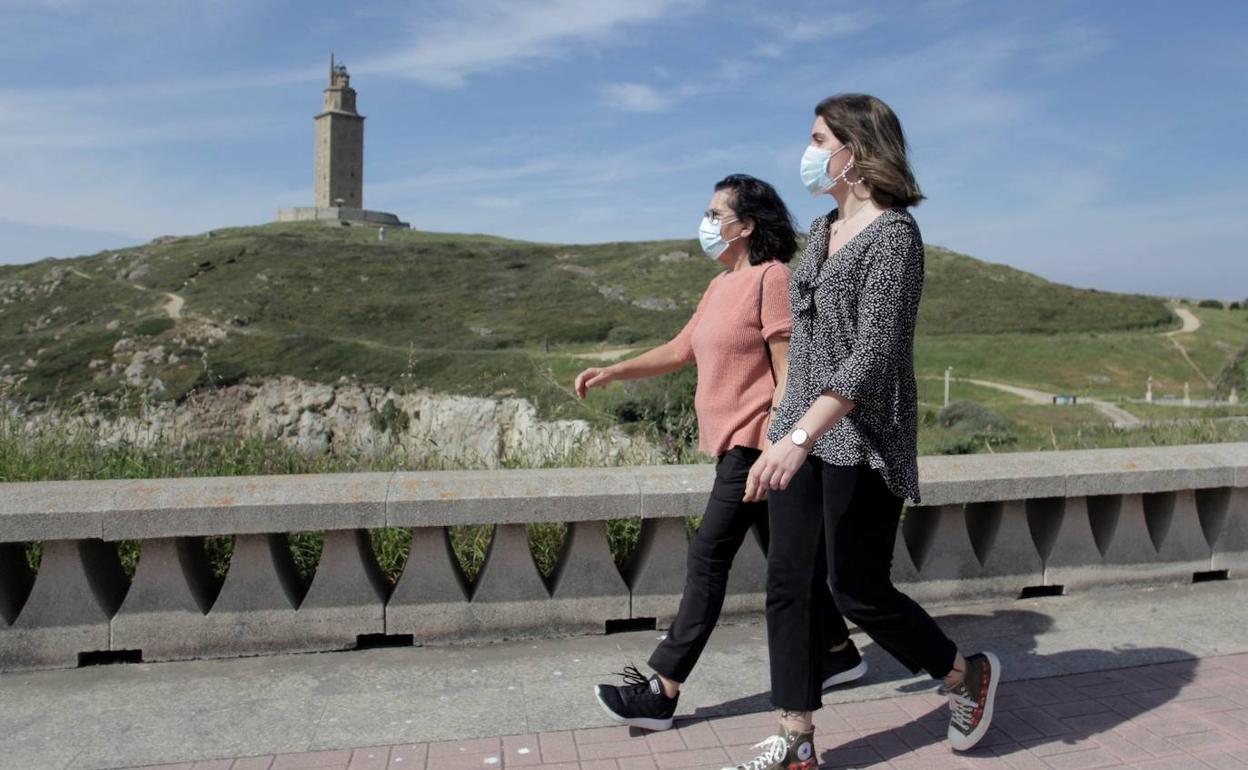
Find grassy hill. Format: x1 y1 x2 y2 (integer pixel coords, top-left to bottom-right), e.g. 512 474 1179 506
918 247 1174 335
3 221 1242 433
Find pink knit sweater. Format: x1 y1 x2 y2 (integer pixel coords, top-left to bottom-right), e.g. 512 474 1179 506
670 261 793 457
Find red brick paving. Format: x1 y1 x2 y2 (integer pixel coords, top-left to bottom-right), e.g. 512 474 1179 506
119 653 1248 770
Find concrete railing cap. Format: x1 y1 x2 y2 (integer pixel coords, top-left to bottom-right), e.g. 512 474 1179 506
1 443 1245 541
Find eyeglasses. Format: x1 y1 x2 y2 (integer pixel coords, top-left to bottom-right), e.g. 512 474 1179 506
703 210 739 226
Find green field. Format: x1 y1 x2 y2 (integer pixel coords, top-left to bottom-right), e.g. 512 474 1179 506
916 307 1248 402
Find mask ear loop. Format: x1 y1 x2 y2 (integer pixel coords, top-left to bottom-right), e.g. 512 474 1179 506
829 159 863 188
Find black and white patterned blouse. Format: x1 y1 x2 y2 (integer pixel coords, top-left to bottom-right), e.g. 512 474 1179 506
767 207 924 503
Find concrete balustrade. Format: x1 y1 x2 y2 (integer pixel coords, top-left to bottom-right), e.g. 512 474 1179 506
0 443 1245 671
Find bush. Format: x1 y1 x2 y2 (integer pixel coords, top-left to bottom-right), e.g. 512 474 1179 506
370 398 410 435
1197 299 1225 309
937 400 1017 452
1230 302 1242 310
937 435 983 455
919 405 939 428
939 400 1012 433
133 317 175 336
612 367 699 462
606 326 641 345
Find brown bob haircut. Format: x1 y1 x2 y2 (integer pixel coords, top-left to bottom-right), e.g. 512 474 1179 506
815 93 924 208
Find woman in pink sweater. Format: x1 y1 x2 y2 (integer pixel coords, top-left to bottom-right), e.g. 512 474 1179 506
575 175 866 732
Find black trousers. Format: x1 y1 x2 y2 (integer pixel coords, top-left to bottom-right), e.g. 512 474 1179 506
649 446 849 683
766 457 958 711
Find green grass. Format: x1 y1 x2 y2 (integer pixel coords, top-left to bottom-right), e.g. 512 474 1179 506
916 332 1207 400
914 246 1174 335
2 222 1183 420
1119 402 1248 420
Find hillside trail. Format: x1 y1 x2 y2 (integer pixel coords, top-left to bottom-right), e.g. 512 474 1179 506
67 266 183 321
1158 302 1208 381
1163 306 1213 387
161 292 184 320
1168 307 1202 335
949 377 1143 429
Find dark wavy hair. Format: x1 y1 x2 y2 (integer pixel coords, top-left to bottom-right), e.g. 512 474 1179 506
714 174 798 265
815 93 924 208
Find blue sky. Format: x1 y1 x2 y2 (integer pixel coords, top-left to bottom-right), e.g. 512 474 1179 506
2 0 1246 299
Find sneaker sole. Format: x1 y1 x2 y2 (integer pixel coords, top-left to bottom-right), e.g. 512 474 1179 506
821 658 868 689
593 686 674 732
949 651 1001 752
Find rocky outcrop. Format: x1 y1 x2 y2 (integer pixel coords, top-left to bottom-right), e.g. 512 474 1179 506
4 376 660 469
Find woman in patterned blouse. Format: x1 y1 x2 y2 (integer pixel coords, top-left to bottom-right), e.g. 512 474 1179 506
724 95 1001 770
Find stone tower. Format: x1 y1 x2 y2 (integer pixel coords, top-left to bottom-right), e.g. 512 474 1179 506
314 54 364 209
276 55 408 228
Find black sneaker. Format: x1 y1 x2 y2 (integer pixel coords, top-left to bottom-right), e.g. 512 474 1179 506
820 639 868 689
943 651 1001 751
594 665 678 731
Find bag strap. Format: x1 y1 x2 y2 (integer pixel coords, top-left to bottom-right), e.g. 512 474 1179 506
758 264 778 385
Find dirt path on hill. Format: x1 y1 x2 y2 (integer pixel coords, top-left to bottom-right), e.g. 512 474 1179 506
955 377 1143 428
1164 306 1213 387
1168 307 1202 335
161 292 184 320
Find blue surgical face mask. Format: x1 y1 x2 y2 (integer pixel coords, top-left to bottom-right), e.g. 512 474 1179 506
699 215 741 259
800 143 852 195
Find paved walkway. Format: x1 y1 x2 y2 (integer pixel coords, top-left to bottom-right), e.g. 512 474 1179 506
5 581 1248 770
958 378 1142 429
122 653 1248 769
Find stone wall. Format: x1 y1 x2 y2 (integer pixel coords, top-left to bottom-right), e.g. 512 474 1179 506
275 207 409 227
0 443 1245 671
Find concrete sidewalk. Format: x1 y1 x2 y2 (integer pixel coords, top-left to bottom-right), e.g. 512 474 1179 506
2 580 1246 770
125 654 1248 769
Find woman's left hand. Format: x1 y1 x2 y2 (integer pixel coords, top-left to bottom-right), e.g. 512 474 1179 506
744 438 809 502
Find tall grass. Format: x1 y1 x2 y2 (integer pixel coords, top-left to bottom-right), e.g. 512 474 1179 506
5 407 1245 584
0 411 675 583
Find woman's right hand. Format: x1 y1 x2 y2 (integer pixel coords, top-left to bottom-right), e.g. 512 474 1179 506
574 366 615 399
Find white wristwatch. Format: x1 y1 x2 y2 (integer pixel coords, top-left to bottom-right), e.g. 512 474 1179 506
790 428 811 448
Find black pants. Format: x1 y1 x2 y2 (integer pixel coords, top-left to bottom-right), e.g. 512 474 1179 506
766 457 958 711
649 446 848 683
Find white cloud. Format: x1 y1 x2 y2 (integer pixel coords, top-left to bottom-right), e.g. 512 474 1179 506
358 0 703 87
602 82 674 112
743 3 881 42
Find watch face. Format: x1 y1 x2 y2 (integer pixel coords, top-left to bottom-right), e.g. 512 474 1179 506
792 428 809 446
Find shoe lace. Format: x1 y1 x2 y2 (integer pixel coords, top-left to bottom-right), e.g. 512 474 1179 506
729 734 789 770
943 683 978 732
614 664 651 693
